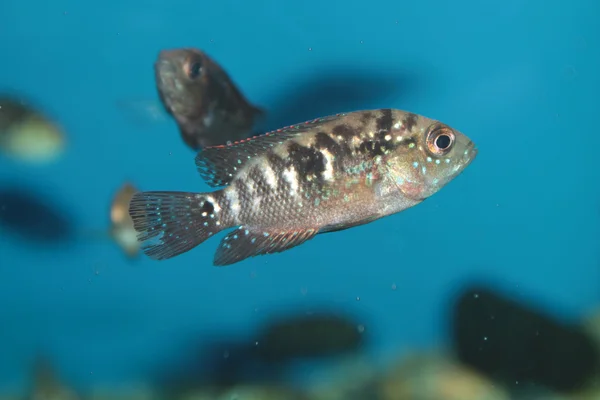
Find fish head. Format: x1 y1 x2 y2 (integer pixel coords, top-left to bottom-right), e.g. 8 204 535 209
385 111 477 201
154 48 214 120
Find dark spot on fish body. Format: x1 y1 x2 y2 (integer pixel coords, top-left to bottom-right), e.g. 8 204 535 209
266 152 288 172
331 124 359 140
376 108 393 132
314 131 352 170
315 131 343 155
201 200 214 214
286 142 327 178
403 112 418 132
358 140 386 157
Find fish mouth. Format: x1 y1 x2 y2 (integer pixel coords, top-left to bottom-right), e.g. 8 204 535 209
154 59 179 93
154 58 175 77
463 141 478 167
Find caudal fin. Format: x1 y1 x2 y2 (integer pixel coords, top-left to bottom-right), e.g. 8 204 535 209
128 191 225 260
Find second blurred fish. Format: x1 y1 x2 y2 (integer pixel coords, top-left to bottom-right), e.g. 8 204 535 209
155 48 264 150
79 182 141 258
109 182 141 257
0 94 65 164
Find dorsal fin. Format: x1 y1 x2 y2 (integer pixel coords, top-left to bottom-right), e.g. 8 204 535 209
194 114 346 187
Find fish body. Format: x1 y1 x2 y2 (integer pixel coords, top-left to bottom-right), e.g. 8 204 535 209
129 109 477 266
154 48 264 150
0 95 65 163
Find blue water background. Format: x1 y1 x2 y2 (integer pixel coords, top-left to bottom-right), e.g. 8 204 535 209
0 0 598 391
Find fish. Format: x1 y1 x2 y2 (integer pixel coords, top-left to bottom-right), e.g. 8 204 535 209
75 182 141 259
0 183 74 244
0 95 65 164
109 182 141 258
128 109 477 266
155 48 264 150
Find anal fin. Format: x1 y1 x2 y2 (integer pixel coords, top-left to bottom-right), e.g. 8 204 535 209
213 226 318 266
321 214 382 234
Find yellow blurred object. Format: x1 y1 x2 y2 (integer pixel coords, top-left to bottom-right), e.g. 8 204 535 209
182 386 309 400
109 182 140 258
29 356 80 400
379 352 510 400
0 96 65 164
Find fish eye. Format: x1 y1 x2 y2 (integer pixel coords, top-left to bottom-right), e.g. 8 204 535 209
426 124 455 156
186 60 202 79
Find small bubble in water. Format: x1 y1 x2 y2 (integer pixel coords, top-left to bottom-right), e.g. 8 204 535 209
223 350 229 359
356 296 360 301
483 336 488 341
308 47 312 51
254 341 259 346
357 325 365 334
391 283 397 291
360 40 364 44
473 293 479 299
300 287 308 295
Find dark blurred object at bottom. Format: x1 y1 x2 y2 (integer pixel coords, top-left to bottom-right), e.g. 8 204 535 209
0 184 74 244
451 285 599 394
255 312 366 363
157 310 367 396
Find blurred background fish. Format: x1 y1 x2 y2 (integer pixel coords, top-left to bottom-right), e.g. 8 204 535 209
0 183 74 245
253 312 365 363
154 48 265 150
75 182 141 259
0 94 65 165
108 182 141 258
150 307 368 398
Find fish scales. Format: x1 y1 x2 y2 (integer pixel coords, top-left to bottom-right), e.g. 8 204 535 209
129 109 477 266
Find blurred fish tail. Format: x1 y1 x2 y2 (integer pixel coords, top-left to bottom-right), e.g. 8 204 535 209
128 190 226 260
250 104 268 131
252 104 266 117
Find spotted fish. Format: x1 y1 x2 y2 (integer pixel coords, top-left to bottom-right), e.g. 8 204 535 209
129 109 477 266
155 48 264 150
